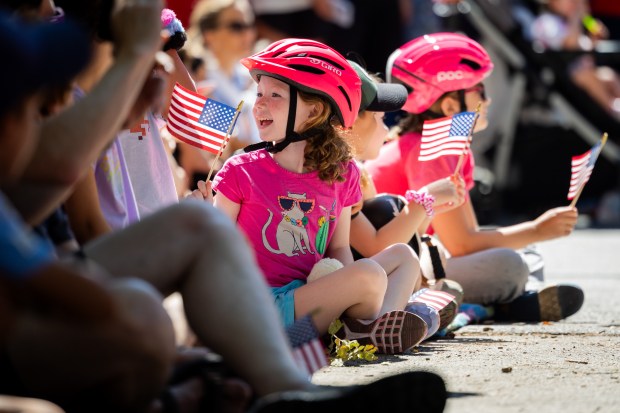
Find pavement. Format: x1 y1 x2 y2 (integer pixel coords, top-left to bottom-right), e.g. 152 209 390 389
312 229 620 413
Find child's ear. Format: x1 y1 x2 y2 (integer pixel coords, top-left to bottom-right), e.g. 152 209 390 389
308 101 324 119
438 95 461 116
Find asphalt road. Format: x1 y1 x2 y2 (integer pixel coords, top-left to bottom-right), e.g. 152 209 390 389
312 229 620 413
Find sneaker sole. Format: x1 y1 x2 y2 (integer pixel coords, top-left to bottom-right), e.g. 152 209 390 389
249 371 447 413
342 310 428 354
438 301 458 330
496 284 584 322
538 285 584 321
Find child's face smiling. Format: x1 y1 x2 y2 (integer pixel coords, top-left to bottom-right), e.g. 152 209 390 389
253 75 313 142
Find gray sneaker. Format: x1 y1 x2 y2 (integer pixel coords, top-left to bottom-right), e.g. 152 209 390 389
338 310 428 354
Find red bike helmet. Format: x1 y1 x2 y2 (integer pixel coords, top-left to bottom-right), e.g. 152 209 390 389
241 38 362 128
387 32 493 114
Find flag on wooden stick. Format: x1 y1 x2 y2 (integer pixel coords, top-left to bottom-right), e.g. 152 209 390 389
567 135 605 203
166 83 239 154
285 314 329 377
418 111 477 162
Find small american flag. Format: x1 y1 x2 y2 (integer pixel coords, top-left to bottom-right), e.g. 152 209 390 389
166 83 239 154
567 141 601 200
286 315 328 377
418 112 477 162
409 289 455 312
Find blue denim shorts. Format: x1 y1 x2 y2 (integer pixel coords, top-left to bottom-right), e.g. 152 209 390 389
271 279 305 326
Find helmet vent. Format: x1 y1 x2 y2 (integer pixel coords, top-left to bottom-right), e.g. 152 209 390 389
288 64 324 75
338 86 352 111
460 58 481 70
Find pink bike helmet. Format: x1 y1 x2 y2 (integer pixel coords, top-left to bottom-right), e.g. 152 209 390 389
241 38 362 128
387 32 493 114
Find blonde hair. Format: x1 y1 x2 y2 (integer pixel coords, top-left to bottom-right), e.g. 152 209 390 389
298 90 354 183
186 0 254 55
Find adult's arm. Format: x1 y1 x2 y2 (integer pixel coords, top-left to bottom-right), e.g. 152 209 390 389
63 169 112 245
6 0 164 225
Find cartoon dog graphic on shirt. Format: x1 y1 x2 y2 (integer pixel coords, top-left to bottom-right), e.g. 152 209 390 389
262 192 315 256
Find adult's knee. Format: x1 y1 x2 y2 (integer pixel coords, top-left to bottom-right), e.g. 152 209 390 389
165 200 235 235
104 278 177 410
8 278 176 413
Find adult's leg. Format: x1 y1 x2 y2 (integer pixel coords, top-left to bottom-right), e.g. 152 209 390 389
7 278 176 413
445 248 529 305
84 201 309 396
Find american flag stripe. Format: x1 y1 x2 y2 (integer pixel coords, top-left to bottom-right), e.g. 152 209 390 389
168 105 223 151
286 314 328 377
166 83 237 154
293 339 326 376
410 289 455 312
168 93 226 150
567 142 600 200
418 112 476 162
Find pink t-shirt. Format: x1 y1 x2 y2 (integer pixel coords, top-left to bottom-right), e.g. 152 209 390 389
365 131 476 196
213 149 361 287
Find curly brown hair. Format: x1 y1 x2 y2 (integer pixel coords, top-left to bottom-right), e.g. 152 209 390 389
298 90 354 183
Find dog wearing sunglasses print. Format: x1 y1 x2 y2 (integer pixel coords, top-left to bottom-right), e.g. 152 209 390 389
262 192 316 257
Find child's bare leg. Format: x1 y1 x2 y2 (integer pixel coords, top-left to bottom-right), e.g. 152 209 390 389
294 258 388 332
370 243 421 314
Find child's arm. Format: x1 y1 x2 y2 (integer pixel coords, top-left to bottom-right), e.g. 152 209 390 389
432 199 578 256
349 175 465 257
349 202 426 257
63 169 112 244
213 192 241 223
326 206 355 266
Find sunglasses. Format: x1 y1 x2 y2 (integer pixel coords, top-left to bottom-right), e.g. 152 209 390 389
278 196 315 214
465 84 487 100
218 21 253 33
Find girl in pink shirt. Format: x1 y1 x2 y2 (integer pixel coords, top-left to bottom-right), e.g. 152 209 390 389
366 33 583 322
212 39 427 354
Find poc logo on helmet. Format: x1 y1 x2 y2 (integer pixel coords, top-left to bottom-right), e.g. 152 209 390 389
309 58 342 76
437 70 464 82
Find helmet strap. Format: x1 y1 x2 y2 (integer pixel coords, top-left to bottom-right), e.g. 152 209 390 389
244 86 317 153
421 109 446 121
457 90 468 114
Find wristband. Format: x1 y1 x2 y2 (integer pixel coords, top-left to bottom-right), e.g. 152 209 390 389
405 189 435 217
